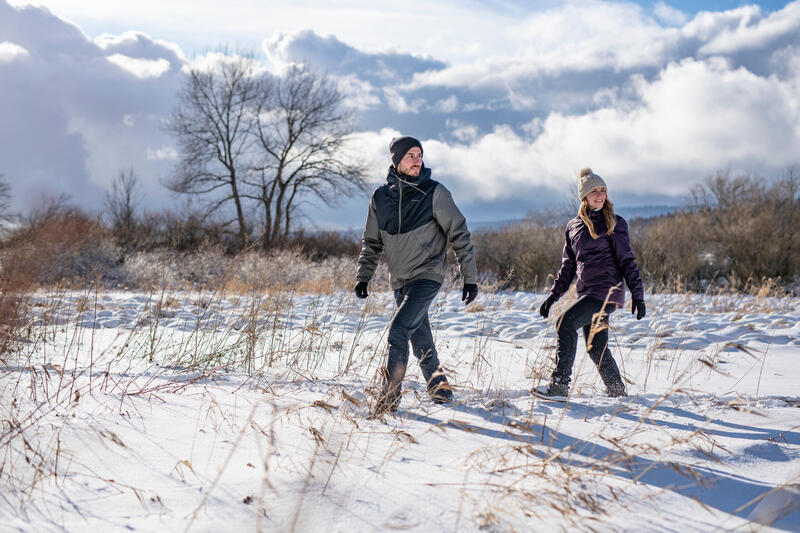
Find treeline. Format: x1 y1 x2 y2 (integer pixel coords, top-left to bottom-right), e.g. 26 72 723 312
475 167 800 293
1 168 798 294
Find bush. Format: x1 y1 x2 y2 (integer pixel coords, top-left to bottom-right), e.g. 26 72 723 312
1 208 120 287
473 210 571 290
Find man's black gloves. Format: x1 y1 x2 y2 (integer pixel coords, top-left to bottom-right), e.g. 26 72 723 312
632 298 646 320
462 283 478 305
355 281 369 299
539 294 558 319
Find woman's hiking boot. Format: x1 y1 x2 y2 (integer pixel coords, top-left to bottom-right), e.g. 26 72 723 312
540 380 569 398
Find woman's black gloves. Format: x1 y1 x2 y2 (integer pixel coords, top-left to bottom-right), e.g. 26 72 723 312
632 298 646 320
355 281 369 299
539 294 558 319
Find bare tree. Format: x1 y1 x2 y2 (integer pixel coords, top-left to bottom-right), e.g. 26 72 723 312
0 173 12 225
105 167 142 250
246 64 368 247
165 53 261 250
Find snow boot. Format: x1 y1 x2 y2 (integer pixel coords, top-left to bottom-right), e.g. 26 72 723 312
424 365 453 404
538 380 569 398
429 379 453 404
605 381 627 398
599 369 627 398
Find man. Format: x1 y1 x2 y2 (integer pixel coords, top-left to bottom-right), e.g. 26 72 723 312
356 135 478 414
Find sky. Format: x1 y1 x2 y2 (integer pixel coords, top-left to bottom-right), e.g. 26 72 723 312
1 0 799 229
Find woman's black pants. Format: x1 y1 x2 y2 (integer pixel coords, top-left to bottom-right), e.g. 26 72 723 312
551 296 624 389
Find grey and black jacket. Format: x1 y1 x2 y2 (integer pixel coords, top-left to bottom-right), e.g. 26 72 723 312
357 166 478 290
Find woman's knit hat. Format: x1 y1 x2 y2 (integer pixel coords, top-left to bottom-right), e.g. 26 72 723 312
578 168 607 200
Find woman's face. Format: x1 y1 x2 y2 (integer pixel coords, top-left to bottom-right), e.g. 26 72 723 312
586 187 606 210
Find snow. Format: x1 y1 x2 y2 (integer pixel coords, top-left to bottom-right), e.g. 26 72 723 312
2 289 799 532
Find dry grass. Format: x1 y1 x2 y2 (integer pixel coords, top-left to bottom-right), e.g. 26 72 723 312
2 279 797 530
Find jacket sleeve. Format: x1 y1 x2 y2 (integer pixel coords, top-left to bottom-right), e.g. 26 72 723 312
432 185 478 284
549 226 576 300
356 194 383 283
612 217 645 300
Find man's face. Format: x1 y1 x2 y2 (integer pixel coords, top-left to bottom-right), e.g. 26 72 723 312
397 147 422 177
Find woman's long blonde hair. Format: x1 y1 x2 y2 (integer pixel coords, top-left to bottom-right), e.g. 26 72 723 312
578 168 616 239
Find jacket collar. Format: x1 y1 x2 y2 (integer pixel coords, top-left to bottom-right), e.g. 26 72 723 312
386 165 431 187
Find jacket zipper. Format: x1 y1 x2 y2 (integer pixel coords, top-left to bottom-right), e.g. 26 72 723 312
398 180 402 233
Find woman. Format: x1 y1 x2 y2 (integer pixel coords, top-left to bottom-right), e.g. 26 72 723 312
537 168 646 398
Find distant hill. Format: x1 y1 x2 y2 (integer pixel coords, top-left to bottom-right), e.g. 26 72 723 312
614 205 680 219
468 205 682 231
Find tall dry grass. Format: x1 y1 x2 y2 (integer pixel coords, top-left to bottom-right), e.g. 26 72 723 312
473 168 800 293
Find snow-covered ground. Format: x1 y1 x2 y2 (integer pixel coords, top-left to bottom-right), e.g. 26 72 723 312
2 288 799 532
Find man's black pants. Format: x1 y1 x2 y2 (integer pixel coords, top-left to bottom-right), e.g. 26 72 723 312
385 279 445 391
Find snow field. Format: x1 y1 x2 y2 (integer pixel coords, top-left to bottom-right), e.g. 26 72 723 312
1 288 799 532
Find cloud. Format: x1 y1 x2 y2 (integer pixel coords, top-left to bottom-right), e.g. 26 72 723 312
383 88 424 114
146 146 178 160
0 0 183 211
106 54 171 78
382 56 800 207
335 74 381 110
654 2 687 26
0 40 28 62
433 95 458 113
697 3 800 55
264 29 446 84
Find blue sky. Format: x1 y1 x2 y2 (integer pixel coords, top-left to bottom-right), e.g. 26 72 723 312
1 0 799 229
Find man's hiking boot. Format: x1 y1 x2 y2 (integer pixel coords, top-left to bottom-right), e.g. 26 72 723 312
424 365 454 404
374 389 400 414
374 367 402 414
605 381 627 398
429 380 453 404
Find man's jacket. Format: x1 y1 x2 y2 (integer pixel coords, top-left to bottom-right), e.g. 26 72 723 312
357 166 478 290
549 209 644 308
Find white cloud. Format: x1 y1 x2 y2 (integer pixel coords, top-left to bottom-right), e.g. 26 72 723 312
0 41 28 62
347 127 401 185
403 57 800 203
654 2 687 26
445 119 479 143
335 74 381 110
146 145 177 160
698 2 800 55
106 54 170 78
383 88 424 114
94 30 185 61
433 95 458 113
411 3 678 90
182 50 270 76
0 1 184 211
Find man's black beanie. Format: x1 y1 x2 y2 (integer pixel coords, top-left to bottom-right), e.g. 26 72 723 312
389 136 423 168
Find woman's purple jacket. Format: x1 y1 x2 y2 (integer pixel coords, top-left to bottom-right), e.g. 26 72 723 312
548 210 645 308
